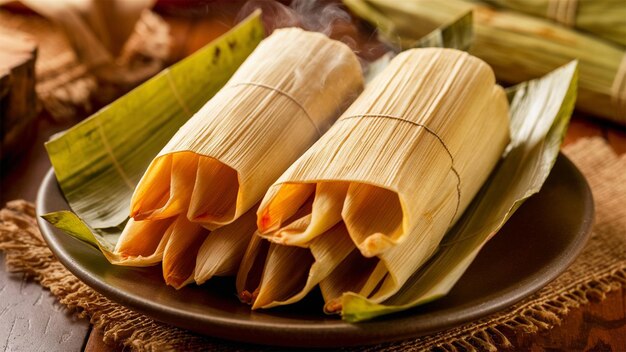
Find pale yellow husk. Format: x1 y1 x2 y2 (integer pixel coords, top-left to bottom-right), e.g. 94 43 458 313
163 208 259 289
114 217 175 266
194 208 258 285
239 48 510 309
237 204 356 309
130 27 364 228
161 215 209 288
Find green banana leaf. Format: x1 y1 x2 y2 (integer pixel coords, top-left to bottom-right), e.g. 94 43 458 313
341 60 578 322
41 11 265 257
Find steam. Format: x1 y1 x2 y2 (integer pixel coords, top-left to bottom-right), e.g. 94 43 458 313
290 0 351 36
236 0 388 60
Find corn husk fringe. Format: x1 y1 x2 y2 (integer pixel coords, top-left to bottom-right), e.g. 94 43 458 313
113 208 258 288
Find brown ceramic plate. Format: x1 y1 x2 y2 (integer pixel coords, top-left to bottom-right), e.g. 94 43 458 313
36 154 593 348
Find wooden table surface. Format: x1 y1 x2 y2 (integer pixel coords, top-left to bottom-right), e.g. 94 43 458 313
1 3 626 351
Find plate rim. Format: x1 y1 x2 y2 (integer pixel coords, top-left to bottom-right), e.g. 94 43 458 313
35 153 594 348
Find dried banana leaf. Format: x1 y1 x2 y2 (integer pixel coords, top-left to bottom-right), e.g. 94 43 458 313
343 0 625 125
341 61 578 322
41 11 265 259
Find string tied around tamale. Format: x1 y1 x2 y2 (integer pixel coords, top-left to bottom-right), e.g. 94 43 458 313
338 113 462 222
611 53 626 120
547 0 578 28
226 82 322 136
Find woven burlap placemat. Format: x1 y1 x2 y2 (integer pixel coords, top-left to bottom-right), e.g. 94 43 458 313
1 136 625 351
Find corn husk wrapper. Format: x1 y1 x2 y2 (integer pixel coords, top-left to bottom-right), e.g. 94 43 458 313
130 27 364 229
479 0 626 47
238 48 510 309
236 18 478 306
41 12 265 262
343 0 626 125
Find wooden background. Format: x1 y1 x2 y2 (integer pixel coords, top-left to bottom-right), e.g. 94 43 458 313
1 1 625 351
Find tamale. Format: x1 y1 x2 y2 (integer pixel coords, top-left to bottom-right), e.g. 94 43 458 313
340 61 578 322
238 48 510 309
114 27 364 287
43 12 266 243
343 0 626 125
130 27 364 228
480 0 626 47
